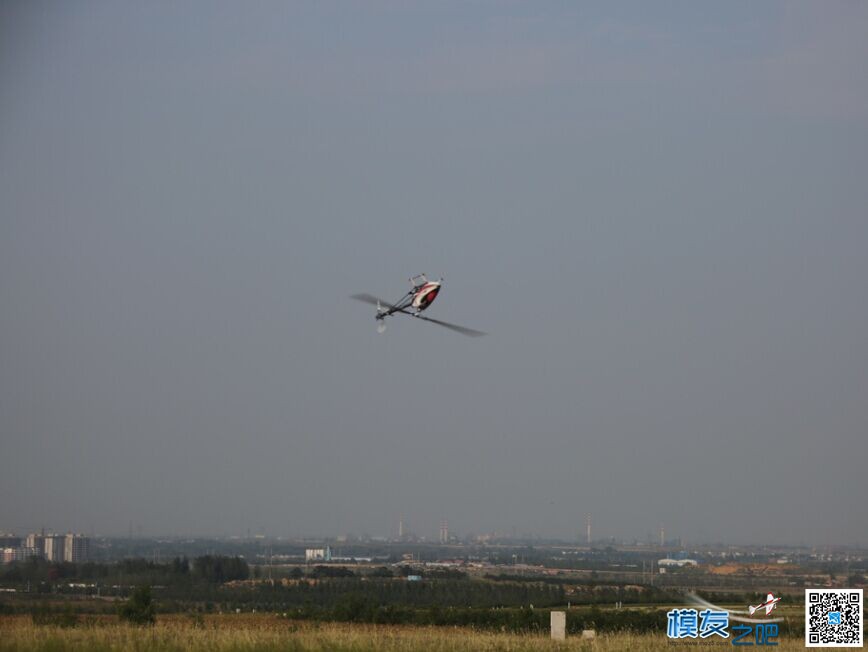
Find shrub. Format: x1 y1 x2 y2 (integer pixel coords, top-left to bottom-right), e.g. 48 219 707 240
31 604 79 628
118 585 156 625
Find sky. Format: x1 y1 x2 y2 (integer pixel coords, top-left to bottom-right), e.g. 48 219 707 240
1 1 867 546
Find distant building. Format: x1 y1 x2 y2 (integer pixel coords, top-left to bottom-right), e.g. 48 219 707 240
64 534 89 563
1 546 40 563
25 533 46 557
21 546 41 560
44 535 66 562
0 534 21 549
658 558 698 569
305 546 331 562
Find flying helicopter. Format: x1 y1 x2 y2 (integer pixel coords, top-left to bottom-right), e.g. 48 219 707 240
351 274 486 337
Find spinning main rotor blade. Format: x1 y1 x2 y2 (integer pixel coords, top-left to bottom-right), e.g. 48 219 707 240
350 293 394 311
352 293 486 336
411 314 487 337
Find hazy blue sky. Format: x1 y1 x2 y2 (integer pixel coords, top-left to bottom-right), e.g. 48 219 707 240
2 1 867 545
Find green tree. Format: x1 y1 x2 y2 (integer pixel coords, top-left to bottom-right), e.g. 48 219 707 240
118 585 156 625
369 566 393 578
192 555 249 583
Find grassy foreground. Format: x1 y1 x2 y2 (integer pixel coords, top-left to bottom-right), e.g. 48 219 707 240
0 615 807 651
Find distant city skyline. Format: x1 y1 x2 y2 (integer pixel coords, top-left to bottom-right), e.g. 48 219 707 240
0 520 857 550
0 531 90 563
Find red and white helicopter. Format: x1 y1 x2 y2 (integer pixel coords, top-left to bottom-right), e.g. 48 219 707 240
748 593 782 616
351 274 486 337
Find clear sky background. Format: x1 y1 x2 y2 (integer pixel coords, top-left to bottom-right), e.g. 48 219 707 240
1 1 867 545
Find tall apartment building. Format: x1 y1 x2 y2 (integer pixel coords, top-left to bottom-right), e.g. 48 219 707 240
25 533 46 557
439 519 449 544
43 534 66 562
63 534 89 563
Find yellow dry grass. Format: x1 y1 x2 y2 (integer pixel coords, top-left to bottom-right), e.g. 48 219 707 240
0 614 807 651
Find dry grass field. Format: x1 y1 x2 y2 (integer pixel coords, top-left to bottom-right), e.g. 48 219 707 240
0 614 808 651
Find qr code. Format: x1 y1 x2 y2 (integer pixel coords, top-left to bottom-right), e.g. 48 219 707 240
805 589 863 647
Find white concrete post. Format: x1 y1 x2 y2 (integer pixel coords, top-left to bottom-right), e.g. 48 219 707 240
551 610 566 640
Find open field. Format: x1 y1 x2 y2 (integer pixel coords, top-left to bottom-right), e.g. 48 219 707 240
0 614 808 651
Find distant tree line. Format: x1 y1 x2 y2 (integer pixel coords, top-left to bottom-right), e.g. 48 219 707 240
0 555 249 593
282 601 672 633
223 576 565 611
